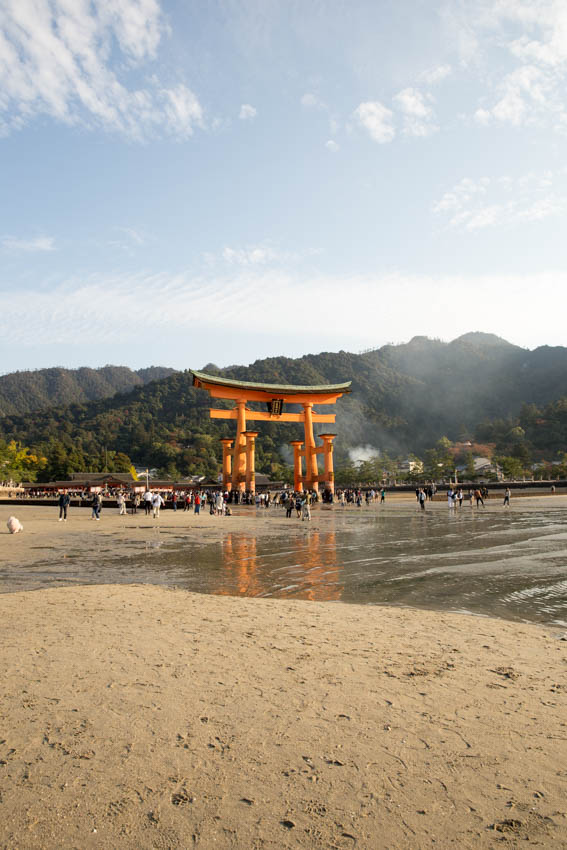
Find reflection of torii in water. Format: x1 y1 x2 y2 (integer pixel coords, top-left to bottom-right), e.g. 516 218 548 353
220 531 342 601
191 370 351 494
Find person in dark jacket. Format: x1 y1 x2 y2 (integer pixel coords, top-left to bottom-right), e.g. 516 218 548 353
58 490 71 522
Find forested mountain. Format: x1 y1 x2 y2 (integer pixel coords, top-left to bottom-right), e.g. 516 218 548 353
0 365 176 416
2 333 567 481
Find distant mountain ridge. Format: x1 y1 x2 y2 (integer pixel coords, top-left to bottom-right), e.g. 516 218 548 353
0 365 176 417
2 333 567 480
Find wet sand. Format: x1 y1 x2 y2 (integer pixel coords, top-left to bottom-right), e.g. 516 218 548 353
1 500 567 848
2 494 566 573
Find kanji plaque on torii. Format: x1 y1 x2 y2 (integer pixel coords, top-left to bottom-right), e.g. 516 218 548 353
191 370 351 494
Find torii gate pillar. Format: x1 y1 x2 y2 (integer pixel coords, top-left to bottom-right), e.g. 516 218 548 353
289 440 304 492
243 431 259 493
220 438 233 491
231 400 247 492
302 403 320 492
319 433 337 494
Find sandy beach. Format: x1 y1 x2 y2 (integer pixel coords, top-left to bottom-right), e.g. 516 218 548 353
1 500 567 848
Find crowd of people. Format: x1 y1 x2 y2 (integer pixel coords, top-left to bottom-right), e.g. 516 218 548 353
17 482 534 524
53 486 382 522
410 485 498 510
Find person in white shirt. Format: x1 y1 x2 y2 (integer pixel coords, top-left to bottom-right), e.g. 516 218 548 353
152 492 164 518
117 492 127 515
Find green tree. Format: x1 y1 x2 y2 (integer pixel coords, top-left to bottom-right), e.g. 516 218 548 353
494 456 525 479
0 439 47 482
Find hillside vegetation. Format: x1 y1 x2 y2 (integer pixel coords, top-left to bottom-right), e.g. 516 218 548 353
0 365 175 417
2 333 567 482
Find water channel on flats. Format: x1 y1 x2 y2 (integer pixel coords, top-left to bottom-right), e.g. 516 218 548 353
2 505 567 627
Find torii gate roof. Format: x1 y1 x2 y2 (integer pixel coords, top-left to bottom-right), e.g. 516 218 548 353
191 369 351 396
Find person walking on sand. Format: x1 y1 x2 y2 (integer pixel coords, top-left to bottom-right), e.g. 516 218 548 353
152 492 164 519
91 492 102 521
194 492 201 515
131 492 140 514
474 488 485 508
143 489 153 515
302 492 312 521
58 489 70 522
418 488 426 511
285 494 294 518
117 492 127 516
380 487 386 504
503 487 511 507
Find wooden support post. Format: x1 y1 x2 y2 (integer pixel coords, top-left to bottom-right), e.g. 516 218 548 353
319 433 337 494
231 399 248 492
289 440 304 492
219 438 233 491
243 431 259 492
302 403 319 492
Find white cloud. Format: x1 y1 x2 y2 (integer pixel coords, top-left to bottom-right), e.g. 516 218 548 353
300 92 326 110
222 245 277 265
433 170 566 230
160 84 204 138
325 139 339 152
109 226 148 251
353 101 395 143
490 64 553 126
418 64 452 85
393 87 438 137
449 1 567 131
116 227 145 246
239 103 257 120
0 0 204 140
1 235 55 252
473 107 491 125
2 267 566 355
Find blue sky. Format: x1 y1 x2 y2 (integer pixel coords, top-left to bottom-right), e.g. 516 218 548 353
1 0 566 373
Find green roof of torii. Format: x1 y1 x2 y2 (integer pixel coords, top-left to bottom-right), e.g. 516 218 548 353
191 369 351 395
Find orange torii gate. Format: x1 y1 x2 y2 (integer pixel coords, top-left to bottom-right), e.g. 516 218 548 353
191 370 351 494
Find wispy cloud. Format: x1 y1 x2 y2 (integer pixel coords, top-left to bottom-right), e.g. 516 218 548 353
325 140 340 152
353 101 395 143
447 1 567 132
393 87 438 137
1 235 55 252
116 227 145 246
239 103 257 120
0 0 204 140
222 245 278 265
432 170 566 230
2 267 566 353
300 93 327 110
418 64 452 85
